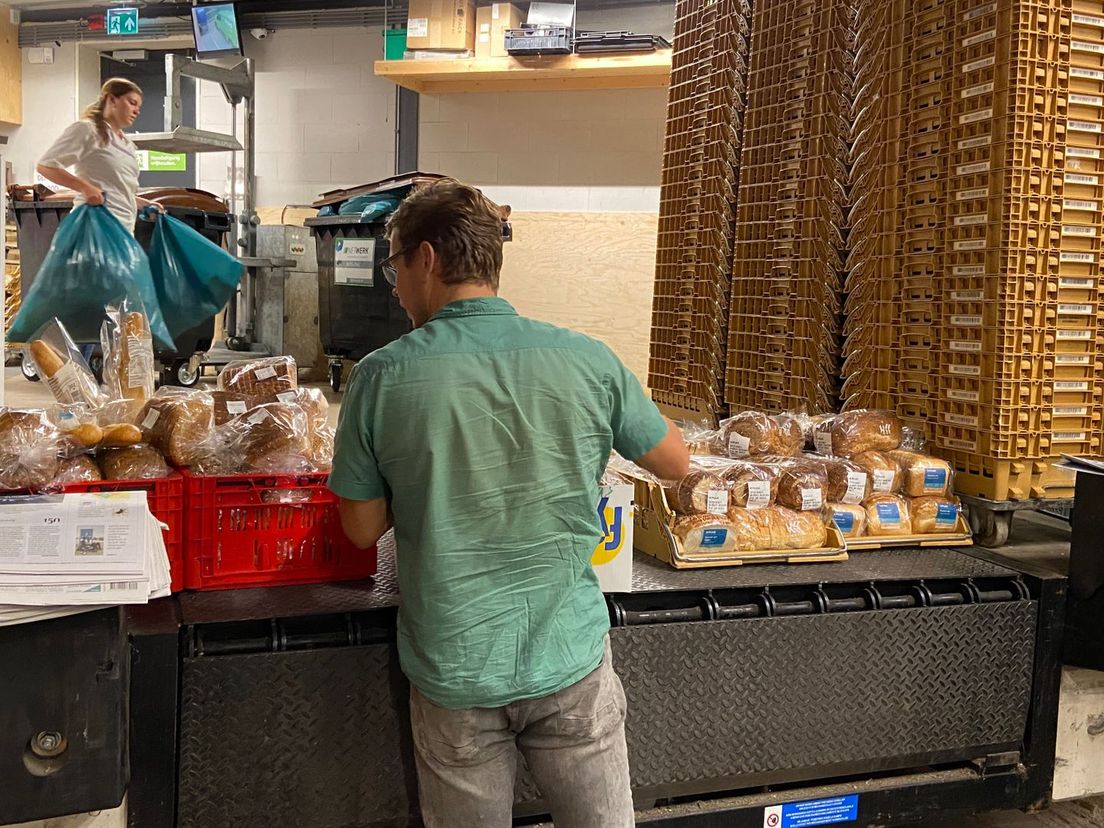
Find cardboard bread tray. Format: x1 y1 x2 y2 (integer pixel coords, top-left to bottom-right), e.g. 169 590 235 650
630 476 849 569
843 513 974 550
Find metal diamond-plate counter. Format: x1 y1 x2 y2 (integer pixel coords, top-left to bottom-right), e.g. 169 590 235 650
610 601 1036 794
179 533 400 624
630 549 1017 593
178 643 414 828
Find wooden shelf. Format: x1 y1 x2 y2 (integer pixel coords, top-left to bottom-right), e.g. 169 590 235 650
373 53 672 93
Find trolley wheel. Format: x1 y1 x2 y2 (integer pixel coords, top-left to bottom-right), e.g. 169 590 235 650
174 360 201 387
227 336 249 352
21 352 40 382
967 504 1013 548
329 361 342 392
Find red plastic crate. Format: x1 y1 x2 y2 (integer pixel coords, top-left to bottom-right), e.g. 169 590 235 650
64 473 185 593
182 470 375 591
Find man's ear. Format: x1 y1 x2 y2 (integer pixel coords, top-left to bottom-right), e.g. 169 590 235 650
420 240 436 274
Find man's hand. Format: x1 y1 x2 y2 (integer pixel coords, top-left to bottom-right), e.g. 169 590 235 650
633 418 690 480
338 497 392 549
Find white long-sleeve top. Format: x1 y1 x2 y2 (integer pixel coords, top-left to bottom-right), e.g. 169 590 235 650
39 119 140 233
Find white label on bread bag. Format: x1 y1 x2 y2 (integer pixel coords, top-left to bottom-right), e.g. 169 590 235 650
248 409 270 425
125 335 154 390
843 471 868 505
872 469 896 493
728 433 751 458
706 489 729 516
142 408 161 430
45 360 87 406
254 366 278 381
276 390 298 403
814 431 834 455
745 480 771 509
226 400 248 415
801 488 824 511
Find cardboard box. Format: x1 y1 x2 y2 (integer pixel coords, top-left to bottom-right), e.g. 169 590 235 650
489 3 525 57
476 5 493 58
406 0 476 52
592 484 633 592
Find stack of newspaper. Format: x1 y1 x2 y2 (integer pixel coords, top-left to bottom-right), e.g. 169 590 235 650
0 491 171 626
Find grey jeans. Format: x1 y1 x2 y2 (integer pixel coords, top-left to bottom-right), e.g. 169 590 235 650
409 636 634 827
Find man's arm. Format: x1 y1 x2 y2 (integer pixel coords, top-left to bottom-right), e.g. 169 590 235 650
633 417 690 480
338 497 392 549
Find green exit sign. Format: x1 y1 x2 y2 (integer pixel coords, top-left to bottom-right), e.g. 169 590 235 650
106 8 139 35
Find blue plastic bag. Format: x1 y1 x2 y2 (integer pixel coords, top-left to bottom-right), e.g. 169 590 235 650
9 205 174 348
337 195 400 220
146 212 244 339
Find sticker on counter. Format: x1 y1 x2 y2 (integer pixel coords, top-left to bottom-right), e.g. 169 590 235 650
923 468 948 491
746 480 771 509
843 471 868 505
334 237 377 287
936 504 959 527
728 433 751 458
801 488 823 511
832 510 854 534
700 528 728 548
763 795 859 828
872 469 896 493
706 489 729 516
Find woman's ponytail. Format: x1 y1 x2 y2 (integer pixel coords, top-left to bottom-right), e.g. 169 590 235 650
82 77 142 145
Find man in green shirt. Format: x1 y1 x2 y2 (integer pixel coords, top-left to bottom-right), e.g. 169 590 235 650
329 179 689 827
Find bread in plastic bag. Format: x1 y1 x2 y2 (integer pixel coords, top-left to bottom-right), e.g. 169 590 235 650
26 319 104 409
101 423 143 448
665 470 729 516
719 411 803 458
886 450 952 497
911 496 962 534
726 507 774 549
48 404 104 458
101 304 156 421
805 413 835 452
828 503 867 538
828 409 902 456
53 455 103 484
673 514 740 556
863 494 911 536
218 356 297 399
0 408 62 491
99 444 172 480
680 422 721 456
851 450 903 494
765 506 828 549
211 390 254 426
819 456 871 505
719 461 779 509
774 461 828 512
138 388 215 467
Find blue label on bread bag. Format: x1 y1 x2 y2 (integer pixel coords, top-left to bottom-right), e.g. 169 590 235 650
876 502 901 526
924 467 948 490
832 511 854 532
936 503 958 526
701 528 728 547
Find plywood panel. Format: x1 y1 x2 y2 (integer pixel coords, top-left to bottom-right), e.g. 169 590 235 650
0 3 21 126
499 211 657 383
257 206 316 227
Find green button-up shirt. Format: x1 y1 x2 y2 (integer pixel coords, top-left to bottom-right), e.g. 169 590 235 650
328 297 667 709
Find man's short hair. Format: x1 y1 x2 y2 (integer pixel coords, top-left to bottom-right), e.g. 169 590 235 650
387 178 504 289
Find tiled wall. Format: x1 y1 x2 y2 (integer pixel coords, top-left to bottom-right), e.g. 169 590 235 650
197 27 397 208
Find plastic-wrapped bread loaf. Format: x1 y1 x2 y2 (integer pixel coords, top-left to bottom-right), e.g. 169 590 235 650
104 310 156 420
241 402 313 473
765 507 828 549
863 494 911 536
99 445 172 480
829 410 903 456
53 455 103 484
886 450 952 497
720 461 778 509
821 457 871 505
828 503 867 538
28 335 103 409
775 464 828 512
210 391 254 426
673 514 740 556
719 411 804 458
138 389 215 467
851 450 903 494
0 409 61 490
726 507 774 550
665 470 729 516
218 356 297 399
911 497 962 534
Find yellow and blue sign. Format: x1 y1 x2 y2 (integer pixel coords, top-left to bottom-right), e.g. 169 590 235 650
591 484 633 591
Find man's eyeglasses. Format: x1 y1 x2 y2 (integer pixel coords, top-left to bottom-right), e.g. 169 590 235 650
380 246 415 286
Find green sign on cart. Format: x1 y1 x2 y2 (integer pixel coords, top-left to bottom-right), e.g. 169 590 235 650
106 7 140 35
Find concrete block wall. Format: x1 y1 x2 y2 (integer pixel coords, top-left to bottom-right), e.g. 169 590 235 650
198 27 397 208
4 43 78 184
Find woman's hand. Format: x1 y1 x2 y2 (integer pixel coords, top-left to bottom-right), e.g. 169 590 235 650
136 197 164 213
81 183 105 205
